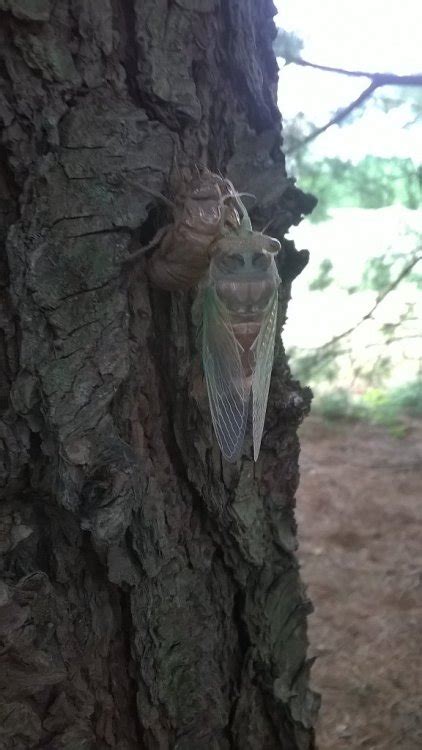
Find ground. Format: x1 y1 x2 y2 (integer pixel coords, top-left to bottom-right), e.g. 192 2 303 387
297 416 422 750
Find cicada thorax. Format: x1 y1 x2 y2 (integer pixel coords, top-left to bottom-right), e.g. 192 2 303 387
211 233 280 379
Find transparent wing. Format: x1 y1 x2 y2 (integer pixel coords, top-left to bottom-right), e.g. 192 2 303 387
252 292 279 461
202 286 249 462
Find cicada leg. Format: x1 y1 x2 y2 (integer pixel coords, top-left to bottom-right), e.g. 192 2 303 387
122 225 171 267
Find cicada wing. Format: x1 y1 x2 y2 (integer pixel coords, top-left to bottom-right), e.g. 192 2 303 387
202 286 249 462
251 291 279 461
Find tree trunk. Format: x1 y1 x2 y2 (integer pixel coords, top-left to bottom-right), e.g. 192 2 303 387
0 1 318 748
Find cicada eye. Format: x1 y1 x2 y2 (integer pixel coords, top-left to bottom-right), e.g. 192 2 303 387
267 238 281 254
216 252 245 273
252 252 271 270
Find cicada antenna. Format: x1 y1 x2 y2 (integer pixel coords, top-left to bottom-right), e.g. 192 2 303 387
214 182 227 217
221 191 256 205
221 189 254 230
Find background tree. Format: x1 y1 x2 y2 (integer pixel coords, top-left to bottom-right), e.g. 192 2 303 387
0 2 318 748
274 29 422 152
274 27 421 400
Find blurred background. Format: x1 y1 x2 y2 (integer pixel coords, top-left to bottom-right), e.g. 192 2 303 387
274 1 422 747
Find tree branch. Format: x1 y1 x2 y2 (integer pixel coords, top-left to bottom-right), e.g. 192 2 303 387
294 252 421 377
286 82 378 154
288 57 422 86
362 333 422 349
284 58 422 154
318 251 421 353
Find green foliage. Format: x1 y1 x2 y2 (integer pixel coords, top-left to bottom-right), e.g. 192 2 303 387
288 347 340 384
368 357 392 387
314 389 367 421
375 85 422 122
313 380 422 433
380 380 422 416
361 383 422 435
360 253 421 294
273 30 303 63
362 255 392 291
309 259 334 291
294 156 421 221
409 266 422 289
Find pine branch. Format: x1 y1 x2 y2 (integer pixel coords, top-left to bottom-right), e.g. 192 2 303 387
285 82 377 154
288 57 422 86
284 58 422 154
317 251 421 353
294 252 422 377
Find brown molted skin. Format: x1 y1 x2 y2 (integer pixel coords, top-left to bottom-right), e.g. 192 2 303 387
148 170 242 290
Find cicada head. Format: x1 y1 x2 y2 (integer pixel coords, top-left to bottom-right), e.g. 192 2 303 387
210 231 281 288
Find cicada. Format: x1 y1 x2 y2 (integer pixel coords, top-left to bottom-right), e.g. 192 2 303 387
125 169 281 462
197 195 280 462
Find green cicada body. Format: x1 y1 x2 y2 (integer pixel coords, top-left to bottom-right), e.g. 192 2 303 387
200 216 281 462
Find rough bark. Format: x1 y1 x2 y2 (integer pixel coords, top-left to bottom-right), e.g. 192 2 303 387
0 1 318 748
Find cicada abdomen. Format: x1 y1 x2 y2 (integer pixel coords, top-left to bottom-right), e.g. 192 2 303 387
201 231 281 462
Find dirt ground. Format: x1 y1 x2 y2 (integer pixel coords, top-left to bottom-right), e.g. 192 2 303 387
297 417 422 750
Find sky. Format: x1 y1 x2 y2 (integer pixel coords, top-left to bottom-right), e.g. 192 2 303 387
273 1 421 387
274 0 422 161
